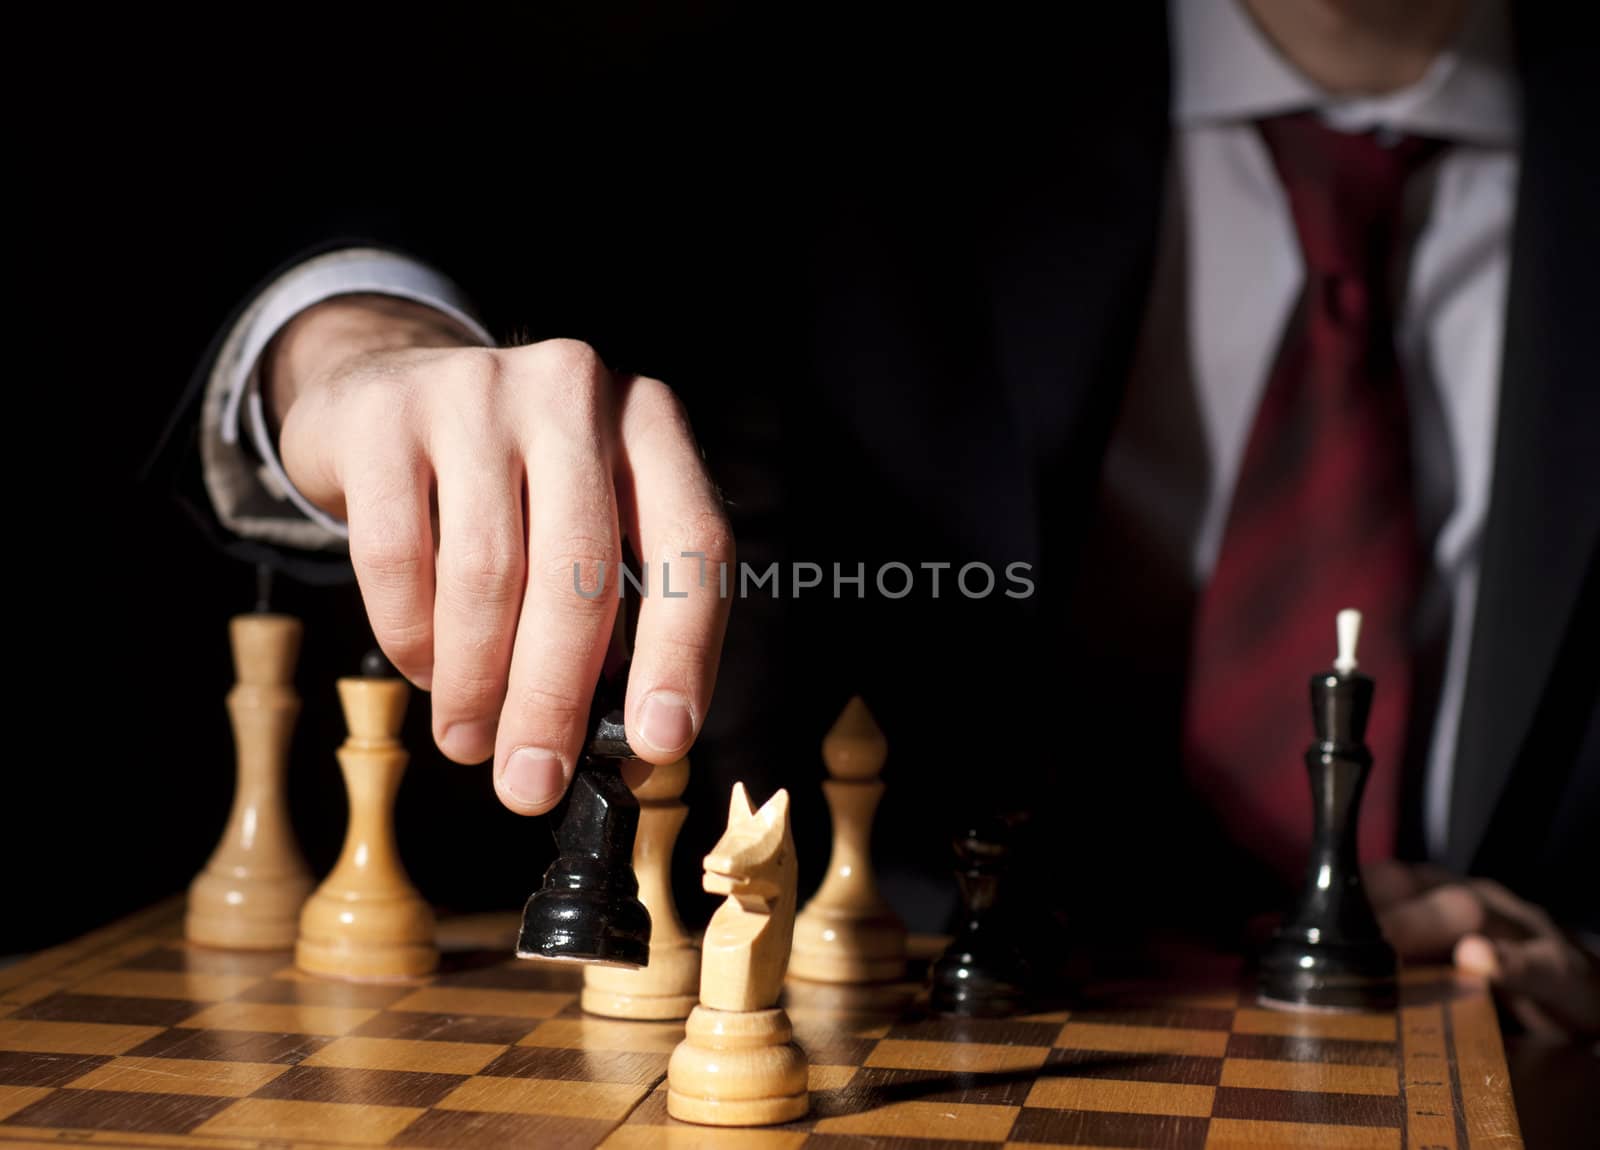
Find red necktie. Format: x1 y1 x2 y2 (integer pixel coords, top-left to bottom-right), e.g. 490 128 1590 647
1182 114 1440 881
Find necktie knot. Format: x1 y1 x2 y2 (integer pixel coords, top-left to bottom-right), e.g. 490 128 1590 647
1258 112 1442 282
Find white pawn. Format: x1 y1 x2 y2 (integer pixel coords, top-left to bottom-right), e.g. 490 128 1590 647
295 665 437 981
582 757 701 1019
788 697 907 983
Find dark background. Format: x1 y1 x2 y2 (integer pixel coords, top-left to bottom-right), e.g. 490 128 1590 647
12 5 1019 955
11 5 1591 956
10 6 780 954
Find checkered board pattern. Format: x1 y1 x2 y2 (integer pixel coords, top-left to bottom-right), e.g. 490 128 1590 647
0 900 1521 1149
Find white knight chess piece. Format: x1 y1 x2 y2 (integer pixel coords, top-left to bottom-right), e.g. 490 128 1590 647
667 783 810 1125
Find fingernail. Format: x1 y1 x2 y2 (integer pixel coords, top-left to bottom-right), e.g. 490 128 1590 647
638 691 695 754
438 720 495 764
502 747 567 809
1455 935 1499 977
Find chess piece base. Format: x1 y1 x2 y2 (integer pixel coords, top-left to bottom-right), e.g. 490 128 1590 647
294 937 439 983
789 909 907 985
296 893 438 982
667 1005 809 1126
186 870 313 950
515 877 651 969
788 953 906 984
1257 932 1397 1012
929 945 1028 1018
583 942 700 1020
582 987 699 1021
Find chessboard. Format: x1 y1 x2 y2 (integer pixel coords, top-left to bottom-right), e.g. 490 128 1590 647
0 900 1522 1149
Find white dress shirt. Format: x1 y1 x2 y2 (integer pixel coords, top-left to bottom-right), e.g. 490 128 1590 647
200 0 1518 857
1108 0 1517 854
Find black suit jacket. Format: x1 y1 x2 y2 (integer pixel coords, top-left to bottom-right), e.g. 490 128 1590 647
147 4 1597 934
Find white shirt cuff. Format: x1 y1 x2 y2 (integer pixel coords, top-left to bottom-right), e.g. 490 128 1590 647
200 247 496 549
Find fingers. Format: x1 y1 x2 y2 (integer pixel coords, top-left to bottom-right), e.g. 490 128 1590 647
1378 871 1550 961
343 444 438 689
614 376 735 763
1468 878 1558 939
429 435 526 764
1456 933 1600 1039
283 338 732 813
1378 884 1486 959
493 344 622 815
1364 859 1455 911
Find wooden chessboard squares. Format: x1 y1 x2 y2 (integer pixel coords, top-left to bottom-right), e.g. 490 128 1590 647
606 991 1407 1148
393 1107 619 1149
438 1075 652 1119
884 1016 1064 1048
813 1097 1024 1141
1203 1117 1402 1148
1067 1003 1240 1031
389 985 574 1020
305 1035 509 1076
829 1064 1038 1108
65 1054 290 1096
0 1050 114 1088
237 973 417 1009
1232 1006 1397 1042
865 1038 1051 1078
177 1000 382 1037
517 1016 684 1055
784 1026 881 1068
1008 1105 1212 1149
195 1096 428 1144
432 958 582 992
1219 1056 1398 1095
1225 1030 1400 1066
350 1007 543 1047
603 1124 808 1149
0 1018 165 1056
3 1087 238 1136
11 991 208 1028
123 1025 333 1064
0 978 65 1011
70 968 264 1001
0 1085 52 1123
0 908 1497 1149
253 1064 471 1108
481 1044 671 1085
1056 1019 1232 1058
117 942 288 977
1046 1047 1226 1086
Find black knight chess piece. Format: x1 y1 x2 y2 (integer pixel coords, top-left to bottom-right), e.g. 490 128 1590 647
1258 610 1397 1011
517 682 652 968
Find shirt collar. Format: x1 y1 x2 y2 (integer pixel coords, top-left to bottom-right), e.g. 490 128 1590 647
1172 0 1521 146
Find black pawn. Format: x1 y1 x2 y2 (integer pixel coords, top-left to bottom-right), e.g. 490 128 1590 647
929 817 1029 1017
1257 667 1396 1011
360 648 396 679
516 687 652 968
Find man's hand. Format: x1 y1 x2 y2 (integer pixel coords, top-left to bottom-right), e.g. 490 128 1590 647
1366 860 1600 1039
267 295 733 816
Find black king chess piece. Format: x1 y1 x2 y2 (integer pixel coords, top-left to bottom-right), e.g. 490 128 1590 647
929 815 1032 1017
1258 609 1396 1011
516 676 652 968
